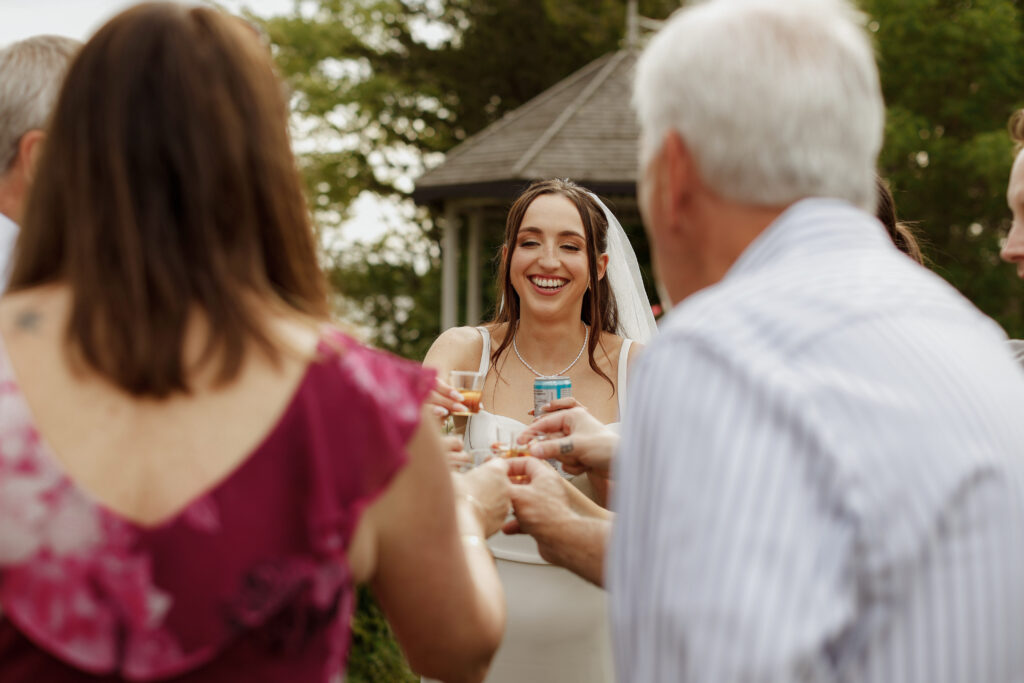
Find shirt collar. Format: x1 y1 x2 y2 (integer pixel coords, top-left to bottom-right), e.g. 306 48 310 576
0 211 17 237
725 197 885 281
0 211 19 291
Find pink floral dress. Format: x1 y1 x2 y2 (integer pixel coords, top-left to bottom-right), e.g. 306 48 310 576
0 329 434 681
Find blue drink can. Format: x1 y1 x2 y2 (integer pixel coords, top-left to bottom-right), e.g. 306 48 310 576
533 376 572 420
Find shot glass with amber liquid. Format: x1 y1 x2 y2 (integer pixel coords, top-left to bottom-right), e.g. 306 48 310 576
449 370 484 417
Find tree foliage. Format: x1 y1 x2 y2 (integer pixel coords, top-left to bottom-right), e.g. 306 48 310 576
864 0 1024 336
258 0 678 362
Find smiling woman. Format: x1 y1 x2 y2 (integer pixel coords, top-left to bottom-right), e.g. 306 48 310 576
421 178 653 683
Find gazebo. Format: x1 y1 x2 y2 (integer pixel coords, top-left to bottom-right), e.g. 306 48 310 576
412 38 646 330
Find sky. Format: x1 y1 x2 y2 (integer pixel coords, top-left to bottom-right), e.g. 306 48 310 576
0 0 294 45
1 0 399 244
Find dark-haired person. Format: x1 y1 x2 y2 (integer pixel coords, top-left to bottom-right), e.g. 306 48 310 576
875 175 924 264
0 4 509 682
422 178 654 683
0 35 79 290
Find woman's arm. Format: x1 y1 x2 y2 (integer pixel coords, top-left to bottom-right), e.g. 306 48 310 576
351 406 509 683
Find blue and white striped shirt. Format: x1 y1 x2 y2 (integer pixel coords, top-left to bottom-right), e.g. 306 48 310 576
609 199 1024 682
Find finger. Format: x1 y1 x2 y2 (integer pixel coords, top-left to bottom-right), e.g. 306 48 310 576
502 518 523 535
539 397 584 414
528 436 576 463
506 456 546 478
434 376 461 398
428 390 466 415
520 410 572 440
441 435 465 452
448 450 471 464
561 463 587 476
477 457 511 476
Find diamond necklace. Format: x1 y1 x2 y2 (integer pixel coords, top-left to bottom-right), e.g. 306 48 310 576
512 325 589 379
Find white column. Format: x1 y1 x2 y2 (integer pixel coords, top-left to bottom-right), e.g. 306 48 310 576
441 203 460 331
466 209 483 326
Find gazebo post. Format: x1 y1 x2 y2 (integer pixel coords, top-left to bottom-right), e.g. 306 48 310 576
466 208 483 325
441 202 460 331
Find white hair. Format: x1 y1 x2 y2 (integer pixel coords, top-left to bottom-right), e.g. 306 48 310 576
0 35 79 172
634 0 884 212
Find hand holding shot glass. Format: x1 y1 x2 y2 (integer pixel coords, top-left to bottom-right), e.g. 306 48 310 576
449 370 484 416
426 370 484 419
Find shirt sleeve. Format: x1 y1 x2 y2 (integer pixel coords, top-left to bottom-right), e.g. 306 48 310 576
608 333 856 683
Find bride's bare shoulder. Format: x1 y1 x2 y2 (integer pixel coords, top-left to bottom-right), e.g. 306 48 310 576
423 325 487 372
596 330 645 366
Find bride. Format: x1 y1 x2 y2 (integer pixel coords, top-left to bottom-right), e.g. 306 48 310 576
423 178 656 682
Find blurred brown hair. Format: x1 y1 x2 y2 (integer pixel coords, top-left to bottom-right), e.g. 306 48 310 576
1010 109 1024 154
490 179 618 391
9 2 328 398
875 176 924 265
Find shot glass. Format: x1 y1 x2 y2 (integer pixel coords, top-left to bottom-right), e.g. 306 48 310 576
449 371 484 416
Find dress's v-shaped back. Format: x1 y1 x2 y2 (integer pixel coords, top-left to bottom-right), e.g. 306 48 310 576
0 327 434 682
0 331 315 531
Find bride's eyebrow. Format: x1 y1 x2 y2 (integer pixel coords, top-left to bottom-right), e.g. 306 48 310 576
519 227 585 239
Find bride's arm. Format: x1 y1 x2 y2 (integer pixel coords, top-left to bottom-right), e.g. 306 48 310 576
422 326 484 419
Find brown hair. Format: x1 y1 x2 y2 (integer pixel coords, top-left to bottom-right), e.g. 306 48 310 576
875 175 924 265
1010 109 1024 154
9 2 328 398
489 178 618 390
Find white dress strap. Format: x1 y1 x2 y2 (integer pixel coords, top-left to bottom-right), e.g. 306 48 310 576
475 326 491 378
616 339 633 419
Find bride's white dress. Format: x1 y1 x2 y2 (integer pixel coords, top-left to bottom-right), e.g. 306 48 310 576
464 327 630 683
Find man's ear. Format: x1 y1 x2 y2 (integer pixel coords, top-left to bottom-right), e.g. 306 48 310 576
18 129 46 182
662 130 697 232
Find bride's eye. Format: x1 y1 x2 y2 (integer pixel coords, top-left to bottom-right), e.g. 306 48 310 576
519 240 540 248
561 244 581 252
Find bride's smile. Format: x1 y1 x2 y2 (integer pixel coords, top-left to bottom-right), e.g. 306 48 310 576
510 193 604 315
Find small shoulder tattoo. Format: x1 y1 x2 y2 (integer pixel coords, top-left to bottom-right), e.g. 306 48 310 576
15 309 42 331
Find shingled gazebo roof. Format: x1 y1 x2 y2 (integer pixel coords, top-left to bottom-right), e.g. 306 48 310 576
412 49 640 204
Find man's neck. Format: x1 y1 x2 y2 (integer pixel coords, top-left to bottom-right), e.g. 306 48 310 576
666 196 786 305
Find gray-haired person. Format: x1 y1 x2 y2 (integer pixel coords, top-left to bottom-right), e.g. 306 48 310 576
506 0 1024 680
0 35 79 290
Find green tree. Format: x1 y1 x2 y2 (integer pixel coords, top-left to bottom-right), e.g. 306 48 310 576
258 0 677 362
863 0 1024 336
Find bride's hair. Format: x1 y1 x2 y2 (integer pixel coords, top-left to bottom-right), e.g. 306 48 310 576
488 178 618 390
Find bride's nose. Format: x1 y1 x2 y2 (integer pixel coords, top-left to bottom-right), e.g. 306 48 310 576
538 244 560 269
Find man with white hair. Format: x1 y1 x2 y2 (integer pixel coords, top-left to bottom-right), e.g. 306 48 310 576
507 0 1024 680
0 35 78 290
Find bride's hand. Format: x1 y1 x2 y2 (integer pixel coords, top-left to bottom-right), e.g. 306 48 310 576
427 376 471 420
528 396 584 419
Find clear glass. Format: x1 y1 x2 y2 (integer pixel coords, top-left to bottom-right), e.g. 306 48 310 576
449 370 484 416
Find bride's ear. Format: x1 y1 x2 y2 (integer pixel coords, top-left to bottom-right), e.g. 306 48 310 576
596 252 609 281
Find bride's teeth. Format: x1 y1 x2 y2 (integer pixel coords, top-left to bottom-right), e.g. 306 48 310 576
532 277 565 288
